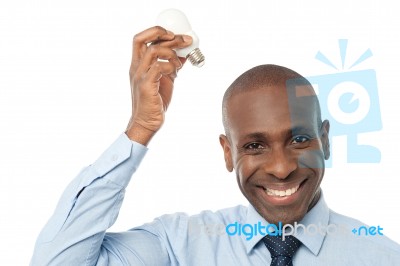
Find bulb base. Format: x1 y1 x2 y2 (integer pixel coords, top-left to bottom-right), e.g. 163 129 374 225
187 48 205 67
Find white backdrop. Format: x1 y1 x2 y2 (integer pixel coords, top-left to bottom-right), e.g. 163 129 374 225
1 0 399 264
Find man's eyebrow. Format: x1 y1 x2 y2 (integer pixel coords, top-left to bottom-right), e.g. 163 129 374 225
236 132 268 150
290 125 316 135
242 132 268 140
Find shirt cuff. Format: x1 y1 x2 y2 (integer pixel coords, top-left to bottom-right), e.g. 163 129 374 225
77 133 148 190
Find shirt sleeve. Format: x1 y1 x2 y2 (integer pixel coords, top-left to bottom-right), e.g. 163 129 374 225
30 133 171 266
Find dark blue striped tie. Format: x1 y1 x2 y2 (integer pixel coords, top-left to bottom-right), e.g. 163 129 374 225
263 235 301 266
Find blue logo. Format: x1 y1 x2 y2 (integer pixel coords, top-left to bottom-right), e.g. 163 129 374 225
352 225 384 236
225 221 342 241
287 40 382 167
189 221 384 239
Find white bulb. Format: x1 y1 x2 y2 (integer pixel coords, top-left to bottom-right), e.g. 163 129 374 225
156 9 205 67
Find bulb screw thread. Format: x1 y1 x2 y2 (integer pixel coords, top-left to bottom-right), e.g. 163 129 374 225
187 48 205 67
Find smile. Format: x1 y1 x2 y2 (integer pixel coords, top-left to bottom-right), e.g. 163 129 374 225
265 184 300 197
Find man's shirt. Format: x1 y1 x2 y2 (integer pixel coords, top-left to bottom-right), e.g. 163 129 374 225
31 133 400 265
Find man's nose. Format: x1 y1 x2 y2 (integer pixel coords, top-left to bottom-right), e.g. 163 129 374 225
262 148 297 179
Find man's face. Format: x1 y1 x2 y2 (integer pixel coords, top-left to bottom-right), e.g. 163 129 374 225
220 85 330 225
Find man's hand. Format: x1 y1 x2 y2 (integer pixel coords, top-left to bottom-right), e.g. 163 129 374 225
125 26 192 145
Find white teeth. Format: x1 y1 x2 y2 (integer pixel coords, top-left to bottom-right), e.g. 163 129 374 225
265 185 300 197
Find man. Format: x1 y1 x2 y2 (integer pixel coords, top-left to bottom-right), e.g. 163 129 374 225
31 26 400 265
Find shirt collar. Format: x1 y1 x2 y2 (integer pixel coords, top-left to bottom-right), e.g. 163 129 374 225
244 191 329 256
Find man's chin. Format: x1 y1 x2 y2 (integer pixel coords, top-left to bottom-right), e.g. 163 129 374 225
252 196 309 225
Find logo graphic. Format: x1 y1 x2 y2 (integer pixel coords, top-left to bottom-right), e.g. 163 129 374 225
225 221 343 241
352 225 384 236
188 220 384 240
287 40 382 167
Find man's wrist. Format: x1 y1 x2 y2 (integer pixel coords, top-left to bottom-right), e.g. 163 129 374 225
125 122 157 146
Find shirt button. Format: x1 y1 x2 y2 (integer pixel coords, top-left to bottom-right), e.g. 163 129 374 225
111 154 118 162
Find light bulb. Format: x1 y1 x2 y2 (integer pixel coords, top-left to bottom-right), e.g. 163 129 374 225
156 9 205 67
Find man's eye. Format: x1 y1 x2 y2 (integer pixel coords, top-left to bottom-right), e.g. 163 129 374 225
244 143 264 150
292 136 310 144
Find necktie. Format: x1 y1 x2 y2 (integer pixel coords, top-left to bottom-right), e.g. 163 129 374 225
263 235 301 266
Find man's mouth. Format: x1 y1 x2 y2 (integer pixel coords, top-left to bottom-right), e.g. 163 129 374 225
265 184 301 197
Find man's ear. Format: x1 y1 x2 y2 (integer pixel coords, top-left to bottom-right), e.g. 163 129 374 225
219 134 234 172
321 120 330 160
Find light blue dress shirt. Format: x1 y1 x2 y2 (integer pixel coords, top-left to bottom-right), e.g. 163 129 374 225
31 133 400 265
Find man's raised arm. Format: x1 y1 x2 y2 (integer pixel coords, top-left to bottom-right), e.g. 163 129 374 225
30 27 192 265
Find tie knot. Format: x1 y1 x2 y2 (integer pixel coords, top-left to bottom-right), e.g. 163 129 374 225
263 235 301 259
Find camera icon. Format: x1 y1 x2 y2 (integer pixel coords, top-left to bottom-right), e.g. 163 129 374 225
286 40 382 167
306 70 382 166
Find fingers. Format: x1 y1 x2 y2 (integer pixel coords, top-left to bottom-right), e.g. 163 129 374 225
153 34 192 49
134 26 174 44
131 26 193 73
136 45 182 76
146 61 177 85
177 57 187 67
135 47 180 84
131 26 174 70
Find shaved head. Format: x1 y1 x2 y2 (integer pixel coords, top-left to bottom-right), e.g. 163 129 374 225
222 64 322 136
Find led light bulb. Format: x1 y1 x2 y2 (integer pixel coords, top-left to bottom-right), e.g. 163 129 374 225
156 9 205 67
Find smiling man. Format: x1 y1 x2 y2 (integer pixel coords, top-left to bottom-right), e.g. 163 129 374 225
219 65 329 228
31 27 400 265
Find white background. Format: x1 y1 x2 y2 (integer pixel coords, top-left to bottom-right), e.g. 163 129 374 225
1 0 400 264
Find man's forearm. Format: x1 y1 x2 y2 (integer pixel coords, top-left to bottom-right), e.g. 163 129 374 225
30 133 148 265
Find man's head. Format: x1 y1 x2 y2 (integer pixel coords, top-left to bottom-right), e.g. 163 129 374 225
219 64 330 225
